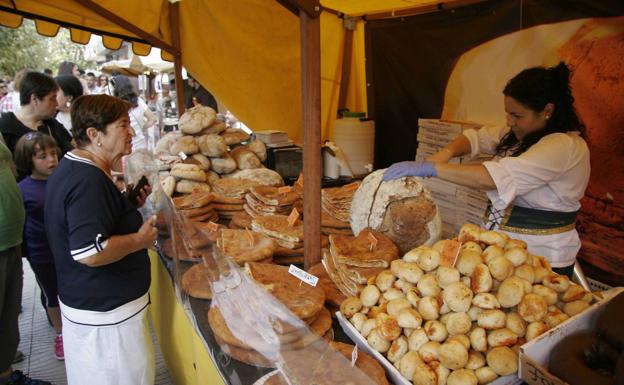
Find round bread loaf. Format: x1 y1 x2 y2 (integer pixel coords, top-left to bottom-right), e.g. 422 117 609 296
170 135 199 155
231 146 262 169
171 163 206 182
179 105 216 134
221 128 250 145
247 139 267 161
223 168 284 187
197 134 227 157
350 170 441 254
210 155 237 175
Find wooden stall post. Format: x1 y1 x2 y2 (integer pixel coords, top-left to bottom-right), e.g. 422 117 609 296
300 9 322 269
170 1 185 116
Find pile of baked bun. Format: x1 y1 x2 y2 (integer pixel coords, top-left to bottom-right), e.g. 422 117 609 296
155 105 282 196
340 223 593 385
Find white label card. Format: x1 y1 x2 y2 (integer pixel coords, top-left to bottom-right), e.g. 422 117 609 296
288 264 319 287
177 151 188 160
351 344 358 367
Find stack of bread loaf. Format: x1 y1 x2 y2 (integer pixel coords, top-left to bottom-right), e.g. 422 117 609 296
321 183 358 236
339 223 593 385
173 191 217 223
154 106 283 196
323 230 400 298
251 214 305 265
210 178 260 219
307 263 348 316
243 185 303 219
228 210 254 230
208 262 332 367
181 228 278 299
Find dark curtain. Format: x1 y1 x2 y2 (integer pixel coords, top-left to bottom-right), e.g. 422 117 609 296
366 0 624 168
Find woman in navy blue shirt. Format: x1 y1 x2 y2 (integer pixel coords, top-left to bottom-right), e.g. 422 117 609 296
45 95 156 385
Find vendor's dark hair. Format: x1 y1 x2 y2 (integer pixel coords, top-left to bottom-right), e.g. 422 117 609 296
55 75 84 100
19 72 58 106
496 62 585 156
71 95 131 147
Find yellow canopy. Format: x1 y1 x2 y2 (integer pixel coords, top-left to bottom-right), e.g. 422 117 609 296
0 0 465 140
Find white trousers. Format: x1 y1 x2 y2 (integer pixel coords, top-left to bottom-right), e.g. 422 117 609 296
63 307 155 385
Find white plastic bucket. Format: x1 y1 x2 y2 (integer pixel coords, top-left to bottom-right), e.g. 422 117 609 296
334 112 375 176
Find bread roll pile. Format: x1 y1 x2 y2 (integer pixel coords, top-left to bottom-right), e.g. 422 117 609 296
154 106 276 196
340 223 593 385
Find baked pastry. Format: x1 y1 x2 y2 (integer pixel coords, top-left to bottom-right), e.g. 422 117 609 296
181 262 214 299
329 229 399 268
350 170 441 254
486 346 518 376
221 128 250 145
247 139 267 162
179 105 216 134
160 175 176 197
210 154 237 175
223 168 285 187
155 131 182 155
184 153 211 171
216 229 277 265
173 191 214 209
175 180 211 194
170 163 206 182
169 135 199 155
231 146 262 169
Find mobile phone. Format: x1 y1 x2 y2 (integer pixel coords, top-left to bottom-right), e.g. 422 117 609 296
127 175 149 205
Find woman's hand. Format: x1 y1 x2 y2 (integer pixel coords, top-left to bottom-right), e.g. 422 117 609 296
383 161 437 181
136 215 158 250
134 184 152 208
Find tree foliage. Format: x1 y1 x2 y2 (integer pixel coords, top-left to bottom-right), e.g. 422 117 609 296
0 20 92 78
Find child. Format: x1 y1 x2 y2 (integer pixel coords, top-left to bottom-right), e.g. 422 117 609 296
14 132 63 361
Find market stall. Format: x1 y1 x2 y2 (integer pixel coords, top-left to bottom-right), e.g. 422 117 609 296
1 1 623 385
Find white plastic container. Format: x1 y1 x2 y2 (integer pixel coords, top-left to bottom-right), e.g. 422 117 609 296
334 112 375 176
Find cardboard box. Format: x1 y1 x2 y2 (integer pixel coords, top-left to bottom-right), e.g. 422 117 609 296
519 288 624 385
337 312 522 385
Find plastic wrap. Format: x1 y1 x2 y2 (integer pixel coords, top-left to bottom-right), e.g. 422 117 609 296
149 193 381 384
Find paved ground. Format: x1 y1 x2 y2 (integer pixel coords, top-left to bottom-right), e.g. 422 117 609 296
13 262 174 385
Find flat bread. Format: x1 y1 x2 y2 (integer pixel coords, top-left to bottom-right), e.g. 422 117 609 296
212 202 244 211
208 306 330 351
246 262 325 320
214 334 275 368
252 215 303 244
212 178 260 198
230 211 253 229
264 341 388 385
179 204 215 219
210 193 245 205
181 263 214 299
273 255 304 265
329 229 399 268
321 209 351 229
173 191 213 209
322 249 361 297
217 229 277 265
245 194 292 215
160 238 202 262
308 263 347 307
189 211 219 223
249 186 301 206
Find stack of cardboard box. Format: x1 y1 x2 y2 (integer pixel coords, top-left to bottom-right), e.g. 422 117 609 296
415 119 490 238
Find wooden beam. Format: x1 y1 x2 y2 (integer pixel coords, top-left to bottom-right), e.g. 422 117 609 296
278 0 320 18
300 10 322 269
337 17 355 116
73 0 180 56
169 1 185 116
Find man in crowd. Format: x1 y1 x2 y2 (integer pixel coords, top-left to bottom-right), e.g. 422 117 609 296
185 75 218 112
84 72 98 95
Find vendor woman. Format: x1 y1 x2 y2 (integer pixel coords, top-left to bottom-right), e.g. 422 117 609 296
384 62 590 277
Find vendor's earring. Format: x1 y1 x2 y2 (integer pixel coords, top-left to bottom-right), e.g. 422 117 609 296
97 142 102 147
66 101 71 108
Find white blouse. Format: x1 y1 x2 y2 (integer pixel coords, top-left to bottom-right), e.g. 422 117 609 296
463 126 591 267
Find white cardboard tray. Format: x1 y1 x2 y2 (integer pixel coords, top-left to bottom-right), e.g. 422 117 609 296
337 312 522 385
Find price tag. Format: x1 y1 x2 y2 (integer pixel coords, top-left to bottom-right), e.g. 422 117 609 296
245 229 255 247
367 232 378 251
177 151 188 160
295 173 304 188
278 186 292 194
207 221 219 232
288 264 319 287
287 207 300 227
439 239 462 267
350 344 358 367
343 182 359 191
